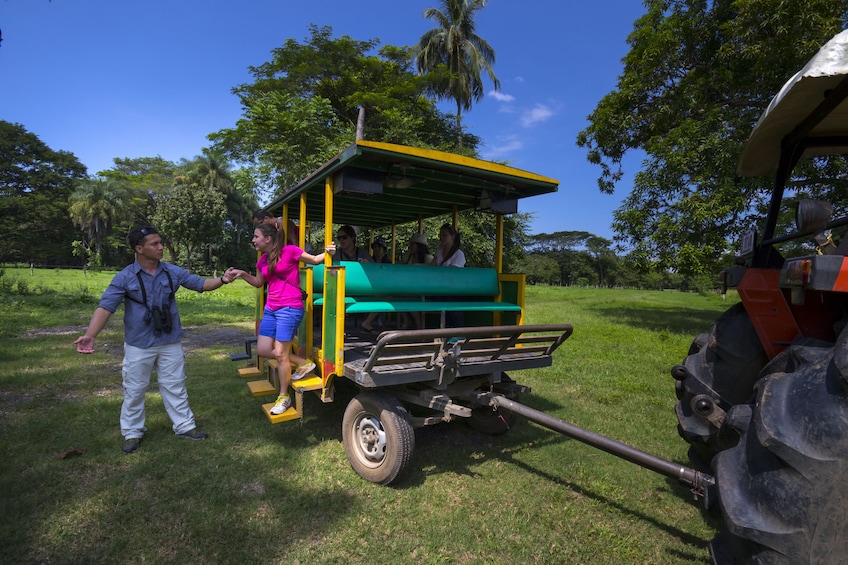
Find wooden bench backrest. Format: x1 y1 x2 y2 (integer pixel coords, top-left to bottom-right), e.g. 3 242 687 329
311 262 500 297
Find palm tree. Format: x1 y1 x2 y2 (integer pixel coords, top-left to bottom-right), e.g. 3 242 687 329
415 0 501 142
162 153 234 271
68 178 128 256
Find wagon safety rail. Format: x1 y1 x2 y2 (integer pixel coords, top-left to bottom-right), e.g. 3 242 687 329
350 324 574 388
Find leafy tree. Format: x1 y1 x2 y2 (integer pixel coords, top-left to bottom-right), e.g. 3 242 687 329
415 0 500 140
96 156 180 262
585 235 615 287
515 254 559 285
555 249 597 287
528 230 617 286
0 121 87 264
68 177 129 263
602 254 642 289
211 25 475 199
99 156 178 228
577 0 848 275
218 167 260 271
154 175 227 272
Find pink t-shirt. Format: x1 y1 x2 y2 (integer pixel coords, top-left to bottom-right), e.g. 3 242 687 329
257 245 304 310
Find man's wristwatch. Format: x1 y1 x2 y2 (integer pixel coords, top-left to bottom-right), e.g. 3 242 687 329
220 275 228 285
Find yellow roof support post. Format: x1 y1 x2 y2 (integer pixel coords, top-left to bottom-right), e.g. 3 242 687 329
299 193 307 249
493 214 505 327
323 172 344 380
296 194 315 360
324 177 334 265
281 205 291 251
391 221 397 264
495 214 504 274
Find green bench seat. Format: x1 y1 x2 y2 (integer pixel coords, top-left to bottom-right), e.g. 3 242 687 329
310 262 520 314
344 300 521 313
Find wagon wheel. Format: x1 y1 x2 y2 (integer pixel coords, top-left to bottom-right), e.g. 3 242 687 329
467 373 519 436
710 341 848 563
673 303 767 470
342 392 415 485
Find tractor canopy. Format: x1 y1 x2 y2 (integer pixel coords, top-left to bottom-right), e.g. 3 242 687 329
738 29 848 179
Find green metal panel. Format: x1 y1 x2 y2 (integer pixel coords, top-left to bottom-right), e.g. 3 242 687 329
317 262 500 296
344 300 522 314
321 265 341 368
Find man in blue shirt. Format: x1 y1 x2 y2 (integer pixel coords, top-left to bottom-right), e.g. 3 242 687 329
74 226 237 454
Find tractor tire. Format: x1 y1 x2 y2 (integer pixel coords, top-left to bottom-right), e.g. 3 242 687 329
672 303 768 470
342 392 415 486
709 341 848 564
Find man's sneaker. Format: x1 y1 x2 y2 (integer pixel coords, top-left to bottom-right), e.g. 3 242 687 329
175 428 208 441
270 395 292 415
122 437 141 454
292 360 316 381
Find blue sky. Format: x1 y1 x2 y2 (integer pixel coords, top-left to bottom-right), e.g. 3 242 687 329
1 0 648 240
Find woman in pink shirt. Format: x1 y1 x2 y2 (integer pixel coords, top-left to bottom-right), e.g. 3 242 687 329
234 222 335 415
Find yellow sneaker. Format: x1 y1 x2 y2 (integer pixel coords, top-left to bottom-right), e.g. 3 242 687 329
270 395 291 415
292 360 316 381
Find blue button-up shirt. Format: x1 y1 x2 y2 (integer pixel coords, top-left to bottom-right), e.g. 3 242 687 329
98 261 205 348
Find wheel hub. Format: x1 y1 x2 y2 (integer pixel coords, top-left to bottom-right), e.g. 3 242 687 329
356 416 387 463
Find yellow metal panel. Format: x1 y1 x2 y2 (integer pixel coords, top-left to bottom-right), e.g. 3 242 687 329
495 215 504 274
238 367 263 378
261 402 301 423
292 375 323 391
247 380 276 397
355 140 559 185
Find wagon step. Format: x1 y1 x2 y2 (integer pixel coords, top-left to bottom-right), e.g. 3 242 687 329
238 367 263 378
261 376 323 423
230 336 258 361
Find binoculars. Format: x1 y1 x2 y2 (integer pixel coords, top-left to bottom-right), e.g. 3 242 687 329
146 305 173 334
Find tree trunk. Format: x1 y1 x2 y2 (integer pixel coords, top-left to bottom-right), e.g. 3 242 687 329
356 106 366 140
456 100 463 145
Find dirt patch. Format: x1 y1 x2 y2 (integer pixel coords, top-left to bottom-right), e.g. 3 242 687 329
22 324 249 357
22 326 89 338
182 326 248 354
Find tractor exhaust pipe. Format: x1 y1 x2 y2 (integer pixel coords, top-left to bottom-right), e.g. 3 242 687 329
486 394 716 506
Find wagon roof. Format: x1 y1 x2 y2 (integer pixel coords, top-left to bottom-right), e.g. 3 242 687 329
738 29 848 177
266 140 559 228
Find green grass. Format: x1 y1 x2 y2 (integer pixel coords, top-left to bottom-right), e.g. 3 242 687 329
0 269 735 564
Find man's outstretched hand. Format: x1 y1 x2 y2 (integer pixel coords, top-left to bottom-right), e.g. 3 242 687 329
74 335 95 354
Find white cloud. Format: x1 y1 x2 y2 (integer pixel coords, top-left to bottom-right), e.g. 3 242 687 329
520 104 554 127
514 76 525 83
482 135 523 161
488 90 515 103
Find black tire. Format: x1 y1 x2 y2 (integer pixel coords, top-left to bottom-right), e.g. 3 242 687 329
467 374 519 435
342 392 415 486
672 303 768 469
710 341 848 563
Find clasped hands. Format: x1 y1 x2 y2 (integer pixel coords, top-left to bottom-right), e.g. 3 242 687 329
221 267 239 284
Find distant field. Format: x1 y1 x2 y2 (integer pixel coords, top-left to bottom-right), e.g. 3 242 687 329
0 268 735 564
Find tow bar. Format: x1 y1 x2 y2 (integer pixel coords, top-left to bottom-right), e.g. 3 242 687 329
484 393 716 506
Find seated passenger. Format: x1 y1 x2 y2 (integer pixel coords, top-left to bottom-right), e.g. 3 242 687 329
432 223 465 327
370 238 391 264
401 233 432 330
361 238 391 333
336 225 373 262
405 233 434 265
432 223 465 267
